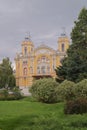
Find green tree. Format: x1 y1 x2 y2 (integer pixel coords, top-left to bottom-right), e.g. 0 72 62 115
0 57 16 89
8 75 16 88
56 7 87 82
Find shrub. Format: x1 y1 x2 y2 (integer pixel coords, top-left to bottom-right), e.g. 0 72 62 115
30 78 59 103
12 87 23 100
56 80 75 101
0 87 23 100
74 79 87 98
1 89 8 99
0 89 9 100
64 98 87 114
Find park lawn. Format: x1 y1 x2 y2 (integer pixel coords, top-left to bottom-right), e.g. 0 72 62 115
0 98 87 130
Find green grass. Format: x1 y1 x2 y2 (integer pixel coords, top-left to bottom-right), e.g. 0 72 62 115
0 97 87 130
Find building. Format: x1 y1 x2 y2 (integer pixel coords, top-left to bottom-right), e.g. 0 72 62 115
15 32 70 92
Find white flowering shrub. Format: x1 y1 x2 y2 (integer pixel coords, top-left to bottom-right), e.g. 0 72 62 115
56 80 75 101
30 78 59 103
74 79 87 98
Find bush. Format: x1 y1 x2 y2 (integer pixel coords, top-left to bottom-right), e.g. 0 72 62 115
1 89 8 99
64 98 87 114
74 79 87 98
12 87 23 100
0 87 23 100
30 78 59 103
56 80 75 101
0 89 8 100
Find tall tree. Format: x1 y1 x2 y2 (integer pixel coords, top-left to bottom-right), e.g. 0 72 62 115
55 7 87 82
0 57 16 89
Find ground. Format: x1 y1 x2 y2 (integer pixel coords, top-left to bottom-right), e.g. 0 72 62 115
0 97 87 130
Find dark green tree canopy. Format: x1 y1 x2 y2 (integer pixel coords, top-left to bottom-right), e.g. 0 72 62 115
56 7 87 83
0 57 16 89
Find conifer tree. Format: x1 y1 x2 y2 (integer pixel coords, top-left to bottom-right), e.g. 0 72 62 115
56 7 87 82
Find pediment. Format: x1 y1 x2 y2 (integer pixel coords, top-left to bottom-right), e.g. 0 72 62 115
35 44 55 55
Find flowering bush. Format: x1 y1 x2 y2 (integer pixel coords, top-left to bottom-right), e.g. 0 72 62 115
30 78 59 103
74 79 87 98
56 80 75 101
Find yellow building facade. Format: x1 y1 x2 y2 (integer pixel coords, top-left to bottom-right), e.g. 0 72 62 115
15 33 69 89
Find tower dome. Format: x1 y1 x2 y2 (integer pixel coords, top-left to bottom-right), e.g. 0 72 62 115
21 35 34 55
58 29 70 52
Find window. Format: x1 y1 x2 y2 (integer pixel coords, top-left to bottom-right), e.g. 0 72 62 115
24 47 27 55
41 56 46 62
37 59 40 63
23 61 27 66
46 58 49 63
31 47 33 51
37 66 40 74
37 57 50 75
47 66 50 73
53 65 55 70
41 66 45 74
23 68 27 75
62 43 65 52
18 63 20 68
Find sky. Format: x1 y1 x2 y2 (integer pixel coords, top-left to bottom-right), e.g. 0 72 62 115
0 0 87 66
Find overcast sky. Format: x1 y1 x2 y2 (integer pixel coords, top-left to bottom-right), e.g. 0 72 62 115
0 0 87 65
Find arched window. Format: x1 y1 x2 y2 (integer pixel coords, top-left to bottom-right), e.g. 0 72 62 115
37 66 40 74
23 61 27 66
37 59 40 63
24 47 27 55
41 66 45 74
23 68 27 75
31 47 33 51
18 63 20 68
62 43 65 52
42 56 45 62
37 57 50 75
47 66 50 73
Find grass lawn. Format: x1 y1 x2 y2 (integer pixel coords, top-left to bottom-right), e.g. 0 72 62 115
0 97 87 130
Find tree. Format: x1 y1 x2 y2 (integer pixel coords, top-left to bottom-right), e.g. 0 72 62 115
0 57 16 89
56 7 87 82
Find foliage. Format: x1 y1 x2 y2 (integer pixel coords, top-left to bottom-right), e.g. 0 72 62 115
64 98 87 114
55 58 68 83
30 78 59 103
74 79 87 98
56 7 87 83
70 120 87 128
8 75 16 89
0 87 23 100
56 80 75 101
0 89 9 100
2 89 9 99
0 101 87 130
12 87 23 99
0 57 16 89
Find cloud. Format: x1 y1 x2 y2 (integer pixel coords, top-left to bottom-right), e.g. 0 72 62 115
0 0 87 64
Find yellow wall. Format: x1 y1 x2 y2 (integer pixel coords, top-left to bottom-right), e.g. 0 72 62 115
15 35 69 87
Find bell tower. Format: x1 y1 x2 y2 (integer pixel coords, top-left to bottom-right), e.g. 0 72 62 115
58 29 69 52
22 35 34 55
